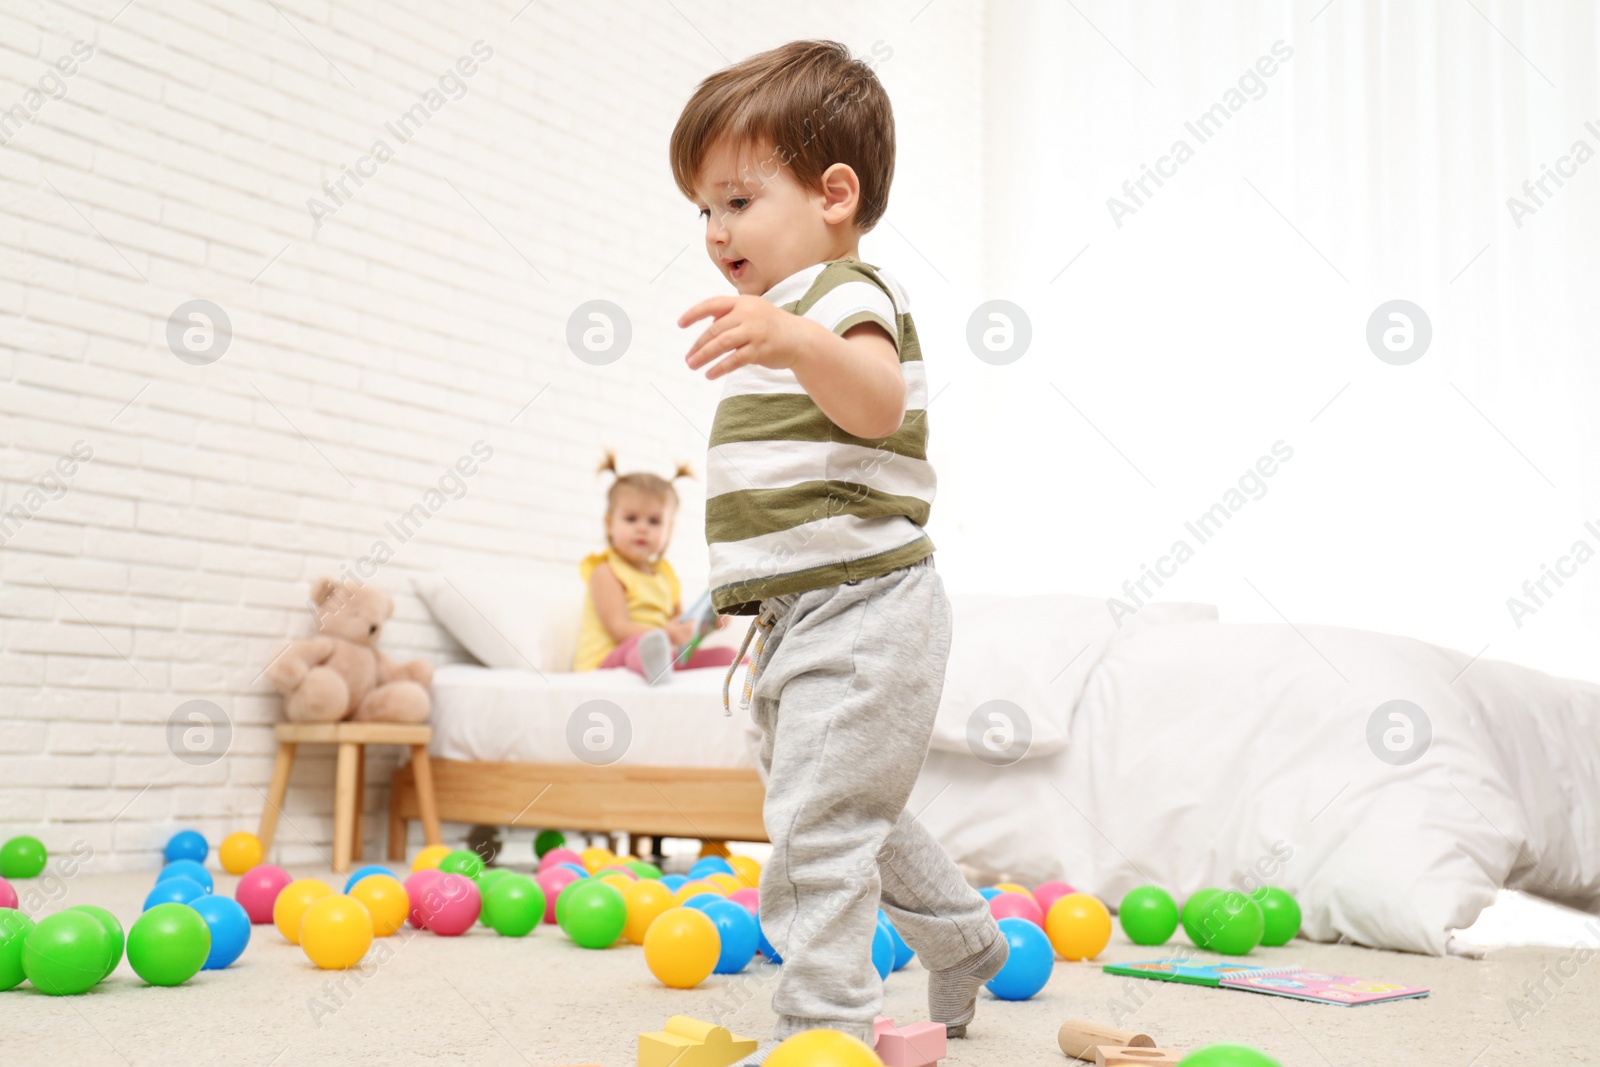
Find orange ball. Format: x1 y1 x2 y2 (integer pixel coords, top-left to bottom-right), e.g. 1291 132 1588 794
349 874 409 937
273 878 333 944
219 832 262 875
672 880 724 906
643 907 720 988
765 1029 884 1066
1046 892 1112 961
623 879 676 945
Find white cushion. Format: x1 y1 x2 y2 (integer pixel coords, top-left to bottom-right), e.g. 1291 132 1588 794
413 565 584 674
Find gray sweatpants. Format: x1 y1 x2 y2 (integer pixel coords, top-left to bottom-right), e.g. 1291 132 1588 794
730 555 999 1043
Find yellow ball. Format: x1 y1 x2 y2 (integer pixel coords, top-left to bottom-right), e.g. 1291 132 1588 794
1046 892 1112 961
600 873 634 893
580 847 615 874
993 882 1035 900
300 894 375 970
643 907 721 988
219 832 262 875
672 880 723 906
273 878 333 944
729 855 762 888
765 1029 884 1067
411 845 452 872
349 874 409 937
706 872 743 894
623 880 677 946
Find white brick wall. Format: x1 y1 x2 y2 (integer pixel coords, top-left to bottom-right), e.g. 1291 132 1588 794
0 1 988 871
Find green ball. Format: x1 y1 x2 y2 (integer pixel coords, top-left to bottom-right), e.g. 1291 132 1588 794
534 830 565 858
1200 891 1264 956
0 909 38 991
484 874 546 937
1118 886 1179 946
21 911 115 995
1178 1043 1283 1067
1181 888 1221 947
555 879 626 948
439 849 486 880
476 869 513 924
1250 887 1301 947
625 860 662 880
126 903 210 986
66 905 125 980
0 836 47 879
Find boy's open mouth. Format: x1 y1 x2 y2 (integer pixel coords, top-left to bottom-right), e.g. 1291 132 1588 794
729 258 748 279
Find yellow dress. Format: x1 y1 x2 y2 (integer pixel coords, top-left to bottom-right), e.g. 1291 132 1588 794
573 546 682 672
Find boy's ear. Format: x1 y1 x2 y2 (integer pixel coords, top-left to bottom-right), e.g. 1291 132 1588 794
820 161 861 226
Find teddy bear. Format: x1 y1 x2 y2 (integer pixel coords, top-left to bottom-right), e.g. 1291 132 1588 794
264 577 433 723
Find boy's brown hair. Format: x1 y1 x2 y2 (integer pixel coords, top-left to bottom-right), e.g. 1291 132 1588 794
670 39 895 233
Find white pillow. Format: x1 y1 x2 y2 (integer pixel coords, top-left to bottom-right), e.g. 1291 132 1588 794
413 566 583 673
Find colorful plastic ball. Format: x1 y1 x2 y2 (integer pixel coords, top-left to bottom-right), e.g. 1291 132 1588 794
476 869 513 923
350 874 410 937
706 873 744 895
404 869 445 929
683 893 723 913
600 874 635 894
990 891 1045 927
218 832 262 875
145 876 208 911
127 903 211 986
423 874 481 936
689 856 736 879
672 880 722 907
1251 887 1302 947
438 849 486 880
1119 886 1180 946
878 911 913 970
986 916 1055 1000
765 1029 882 1067
344 865 395 894
0 836 47 879
235 865 293 924
1182 888 1221 948
536 866 584 924
993 881 1035 900
557 879 627 948
597 865 637 881
0 879 16 911
534 830 565 858
410 844 452 872
66 906 124 980
0 909 36 991
977 886 1003 901
579 847 616 874
756 915 783 964
644 906 721 988
164 830 208 865
483 874 545 937
21 910 115 995
300 894 374 969
871 918 894 980
273 878 333 944
729 855 762 888
701 898 759 975
190 895 251 970
622 879 677 945
729 888 761 916
539 846 584 871
1202 892 1264 956
157 859 213 893
1178 1044 1284 1067
1045 893 1112 961
1033 880 1076 918
626 860 663 880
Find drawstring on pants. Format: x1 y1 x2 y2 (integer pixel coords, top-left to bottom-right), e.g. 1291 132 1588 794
723 606 778 716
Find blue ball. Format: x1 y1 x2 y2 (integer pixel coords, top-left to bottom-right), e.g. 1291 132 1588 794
191 895 251 969
145 876 207 911
157 859 213 894
688 856 735 879
659 874 688 892
683 893 723 913
703 899 759 975
165 830 208 864
878 910 914 971
344 865 394 893
872 918 894 980
756 913 783 964
978 886 1004 901
985 916 1054 1001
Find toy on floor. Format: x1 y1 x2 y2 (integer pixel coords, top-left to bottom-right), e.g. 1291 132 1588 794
556 879 627 948
878 912 913 971
236 864 293 924
145 876 207 910
164 830 208 864
538 865 586 924
989 890 1044 927
300 894 374 969
219 831 262 874
344 864 394 893
157 859 213 893
873 1016 946 1067
1178 1046 1282 1066
534 829 565 857
1118 886 1179 946
539 846 585 871
1033 880 1076 917
0 909 35 990
581 846 617 873
729 887 760 915
1249 887 1301 946
765 1029 883 1066
1181 889 1219 947
70 905 123 981
638 1015 758 1067
1058 1019 1157 1059
191 895 251 969
482 874 545 937
350 874 410 937
20 910 116 995
1045 893 1112 961
643 906 720 988
274 878 333 944
871 920 895 980
623 879 676 945
440 849 487 879
1195 892 1263 956
700 898 757 974
0 879 15 910
412 844 453 871
422 873 481 936
127 902 210 986
986 916 1053 1000
0 836 47 879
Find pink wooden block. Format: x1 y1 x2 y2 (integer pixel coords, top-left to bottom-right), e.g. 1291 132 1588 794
873 1016 947 1067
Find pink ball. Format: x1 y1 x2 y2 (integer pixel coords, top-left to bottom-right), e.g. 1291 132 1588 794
0 877 15 910
990 891 1045 927
405 868 446 929
1033 880 1076 918
536 867 583 924
539 847 584 872
234 864 293 924
425 873 481 936
729 888 760 916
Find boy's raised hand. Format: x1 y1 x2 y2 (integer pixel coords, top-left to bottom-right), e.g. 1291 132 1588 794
680 294 809 379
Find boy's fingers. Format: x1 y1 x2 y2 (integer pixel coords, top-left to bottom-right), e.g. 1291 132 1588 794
677 294 737 328
704 344 752 379
688 325 747 370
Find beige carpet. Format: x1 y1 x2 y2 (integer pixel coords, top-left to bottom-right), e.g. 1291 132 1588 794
1 870 1596 1066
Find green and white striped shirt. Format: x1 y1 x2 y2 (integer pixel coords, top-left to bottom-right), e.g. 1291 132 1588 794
706 256 936 615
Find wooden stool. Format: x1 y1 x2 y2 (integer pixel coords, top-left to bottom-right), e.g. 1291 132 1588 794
258 722 442 873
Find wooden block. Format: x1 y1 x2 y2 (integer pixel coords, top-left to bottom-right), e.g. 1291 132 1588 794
1058 1020 1156 1060
1094 1048 1183 1067
638 1016 757 1067
873 1015 947 1067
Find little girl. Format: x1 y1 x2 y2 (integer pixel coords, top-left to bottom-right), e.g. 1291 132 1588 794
573 451 736 682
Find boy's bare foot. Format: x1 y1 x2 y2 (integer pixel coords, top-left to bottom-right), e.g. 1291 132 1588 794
928 933 1009 1037
639 628 673 685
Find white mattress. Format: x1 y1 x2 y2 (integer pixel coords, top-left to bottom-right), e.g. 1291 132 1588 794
428 662 759 770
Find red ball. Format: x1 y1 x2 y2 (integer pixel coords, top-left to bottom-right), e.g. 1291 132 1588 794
728 887 760 916
405 869 446 929
234 864 293 924
1033 880 1076 919
990 891 1045 927
536 867 583 924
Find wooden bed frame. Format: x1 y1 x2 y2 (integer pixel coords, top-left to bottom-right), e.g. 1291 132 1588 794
388 757 768 858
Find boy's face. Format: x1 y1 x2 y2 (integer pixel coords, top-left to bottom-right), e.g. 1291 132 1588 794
691 137 853 297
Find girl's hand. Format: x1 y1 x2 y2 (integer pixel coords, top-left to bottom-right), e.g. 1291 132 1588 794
665 620 697 646
714 614 730 629
680 295 809 379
